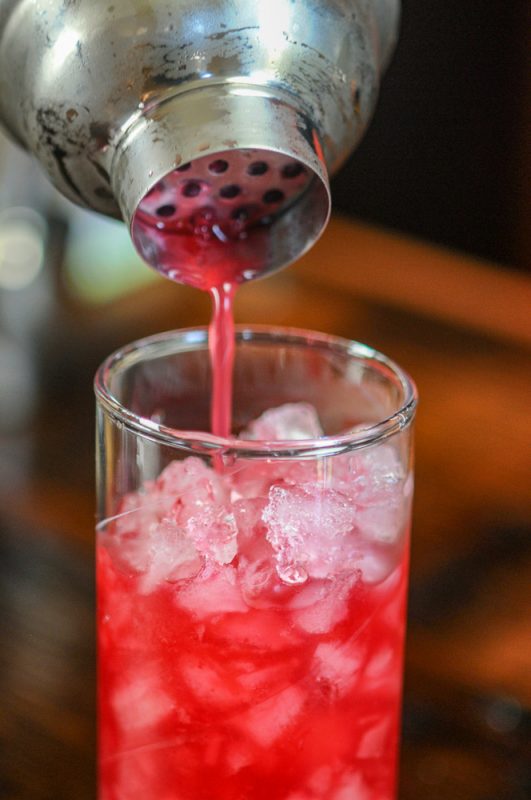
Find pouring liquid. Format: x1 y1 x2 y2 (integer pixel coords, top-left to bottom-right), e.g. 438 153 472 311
133 184 279 438
208 281 236 440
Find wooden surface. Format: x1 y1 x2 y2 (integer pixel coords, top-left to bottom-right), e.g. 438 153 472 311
0 216 530 799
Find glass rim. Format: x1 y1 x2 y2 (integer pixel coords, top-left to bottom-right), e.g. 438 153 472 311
94 325 417 458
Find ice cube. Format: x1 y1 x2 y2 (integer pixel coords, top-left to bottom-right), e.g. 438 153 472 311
241 402 323 441
180 652 242 711
112 667 175 732
154 458 239 568
329 445 411 552
138 518 203 594
291 578 355 635
263 484 360 582
333 772 371 800
356 504 404 545
237 660 296 699
103 455 238 586
229 456 319 500
312 637 366 697
185 505 238 565
233 497 267 535
288 579 332 610
111 455 226 544
233 498 271 559
111 735 197 800
362 644 402 698
112 753 158 800
364 646 394 680
109 488 170 537
333 445 405 505
157 457 228 507
207 607 297 652
355 545 398 585
357 718 391 759
237 555 298 609
101 488 176 577
333 445 405 506
233 684 305 747
178 566 248 618
225 741 254 775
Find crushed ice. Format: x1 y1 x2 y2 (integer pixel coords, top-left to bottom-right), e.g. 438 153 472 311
101 403 409 592
241 402 323 441
262 484 359 582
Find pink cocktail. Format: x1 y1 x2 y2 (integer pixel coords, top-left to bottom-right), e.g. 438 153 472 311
95 327 416 800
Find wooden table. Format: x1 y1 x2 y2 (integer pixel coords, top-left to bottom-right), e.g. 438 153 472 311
1 216 530 799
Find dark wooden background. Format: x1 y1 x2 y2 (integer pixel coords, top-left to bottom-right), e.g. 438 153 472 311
1 216 530 799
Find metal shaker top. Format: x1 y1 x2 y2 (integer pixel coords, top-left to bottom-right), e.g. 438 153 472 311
0 0 400 284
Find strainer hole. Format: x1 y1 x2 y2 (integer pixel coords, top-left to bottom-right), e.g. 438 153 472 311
282 162 305 179
231 204 259 222
182 181 202 198
231 206 250 221
176 163 192 172
156 204 177 217
209 159 229 174
220 184 242 200
263 189 285 205
247 161 269 176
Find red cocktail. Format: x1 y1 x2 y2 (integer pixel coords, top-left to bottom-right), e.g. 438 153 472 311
95 328 416 800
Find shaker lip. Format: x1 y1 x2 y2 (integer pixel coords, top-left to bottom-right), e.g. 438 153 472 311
94 324 418 459
111 82 332 225
110 84 331 282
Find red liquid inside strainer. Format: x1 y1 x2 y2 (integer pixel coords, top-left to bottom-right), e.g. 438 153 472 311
132 149 312 290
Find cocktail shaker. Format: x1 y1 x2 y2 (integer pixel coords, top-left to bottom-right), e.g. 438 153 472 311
0 0 400 280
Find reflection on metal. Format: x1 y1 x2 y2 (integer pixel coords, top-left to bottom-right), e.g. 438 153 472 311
48 27 82 77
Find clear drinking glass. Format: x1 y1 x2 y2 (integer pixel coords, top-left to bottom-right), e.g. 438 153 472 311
95 326 417 800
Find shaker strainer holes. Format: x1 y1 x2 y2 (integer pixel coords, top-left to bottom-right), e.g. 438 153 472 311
282 162 305 179
263 189 285 204
219 184 241 200
176 163 191 172
209 159 229 174
156 204 177 217
247 161 269 176
231 206 250 221
182 181 202 198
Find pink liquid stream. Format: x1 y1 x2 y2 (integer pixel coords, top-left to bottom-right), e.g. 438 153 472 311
208 282 236 439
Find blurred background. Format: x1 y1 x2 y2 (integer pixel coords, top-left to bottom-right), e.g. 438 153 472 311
333 0 530 272
0 1 530 798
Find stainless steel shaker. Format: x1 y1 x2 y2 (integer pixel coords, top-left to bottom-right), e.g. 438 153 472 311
0 0 400 283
